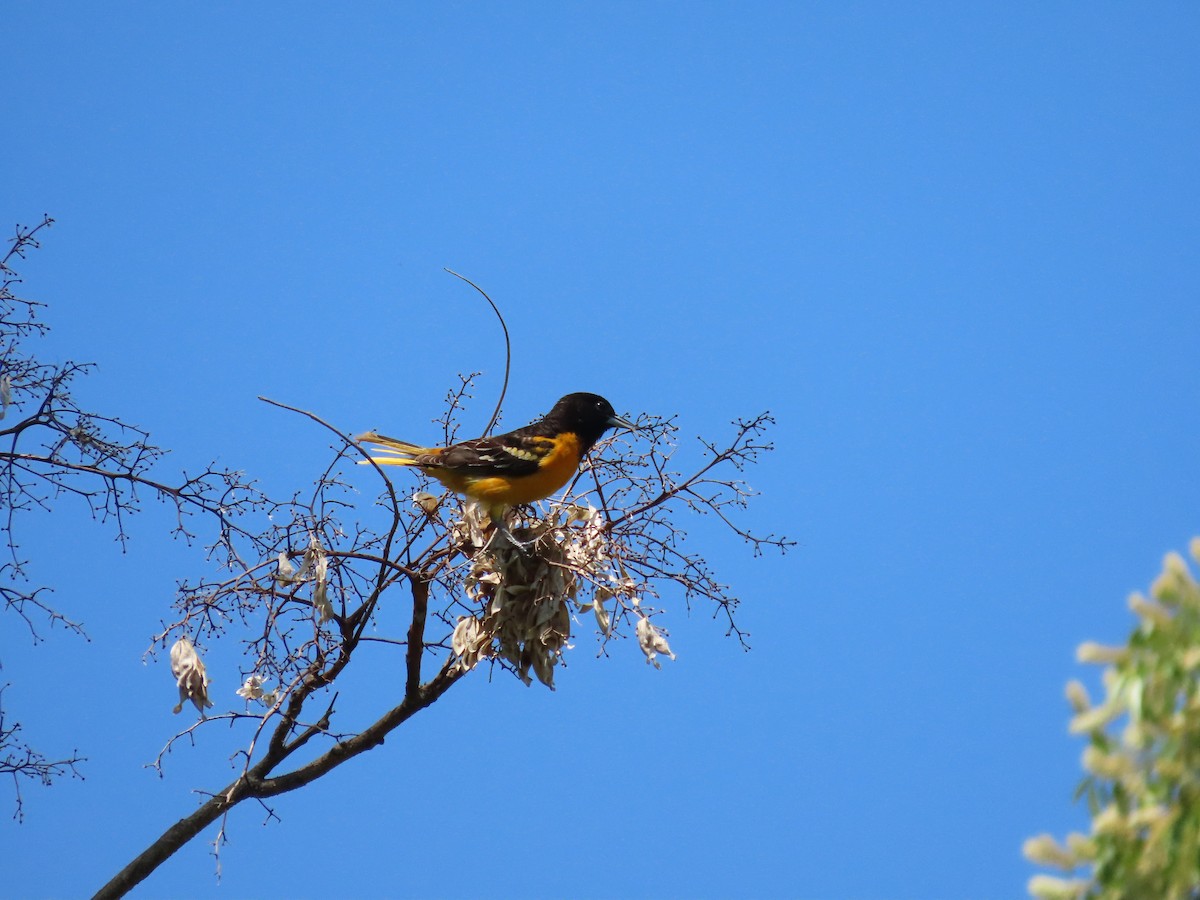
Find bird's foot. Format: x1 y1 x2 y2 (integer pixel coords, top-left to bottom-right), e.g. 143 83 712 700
485 520 535 556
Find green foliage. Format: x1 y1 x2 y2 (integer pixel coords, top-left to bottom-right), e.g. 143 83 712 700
1026 540 1200 899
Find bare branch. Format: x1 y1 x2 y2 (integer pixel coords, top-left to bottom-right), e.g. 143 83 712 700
100 388 788 891
443 268 510 438
0 685 85 823
0 234 802 892
0 218 264 814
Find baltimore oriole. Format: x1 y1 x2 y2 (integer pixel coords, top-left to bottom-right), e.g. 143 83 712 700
357 392 636 547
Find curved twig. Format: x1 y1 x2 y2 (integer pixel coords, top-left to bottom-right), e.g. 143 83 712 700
442 268 510 437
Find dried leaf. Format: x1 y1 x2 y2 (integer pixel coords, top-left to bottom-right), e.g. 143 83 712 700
275 552 297 585
636 616 676 669
593 598 611 636
170 636 213 715
313 580 334 623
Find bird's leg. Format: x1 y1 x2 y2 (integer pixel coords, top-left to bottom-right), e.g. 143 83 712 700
488 512 534 555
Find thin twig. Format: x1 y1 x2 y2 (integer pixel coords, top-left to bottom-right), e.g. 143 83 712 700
442 269 510 437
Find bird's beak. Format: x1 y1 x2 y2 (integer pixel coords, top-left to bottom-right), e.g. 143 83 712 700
608 413 637 431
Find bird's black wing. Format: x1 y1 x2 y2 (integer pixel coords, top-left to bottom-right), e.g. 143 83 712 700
436 432 557 477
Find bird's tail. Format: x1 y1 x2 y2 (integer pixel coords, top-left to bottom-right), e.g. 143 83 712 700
355 432 432 467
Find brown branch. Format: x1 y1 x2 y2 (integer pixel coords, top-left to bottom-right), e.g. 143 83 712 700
93 657 464 899
92 357 786 893
406 577 430 697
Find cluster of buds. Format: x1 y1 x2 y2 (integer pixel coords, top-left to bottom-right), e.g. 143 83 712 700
1026 542 1200 899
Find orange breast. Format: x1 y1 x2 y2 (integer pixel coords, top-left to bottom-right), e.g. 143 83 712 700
462 433 583 511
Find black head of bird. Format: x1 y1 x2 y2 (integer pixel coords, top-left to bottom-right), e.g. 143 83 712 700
544 392 637 453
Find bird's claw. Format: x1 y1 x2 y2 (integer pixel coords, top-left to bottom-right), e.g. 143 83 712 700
483 520 535 556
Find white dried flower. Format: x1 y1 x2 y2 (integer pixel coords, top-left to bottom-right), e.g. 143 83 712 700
1122 720 1147 750
236 674 279 708
1027 874 1089 900
564 511 609 570
636 616 676 669
275 552 297 585
1081 745 1133 780
1068 702 1121 735
1065 832 1096 861
1064 680 1090 713
236 674 265 701
1128 804 1169 828
1150 551 1197 606
617 576 641 607
1021 833 1077 870
1128 592 1172 628
170 636 213 715
1091 804 1127 836
1164 550 1189 579
1075 642 1126 665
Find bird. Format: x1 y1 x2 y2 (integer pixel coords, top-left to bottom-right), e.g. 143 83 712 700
357 392 636 549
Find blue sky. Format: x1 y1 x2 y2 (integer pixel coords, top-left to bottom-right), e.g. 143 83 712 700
4 4 1199 897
